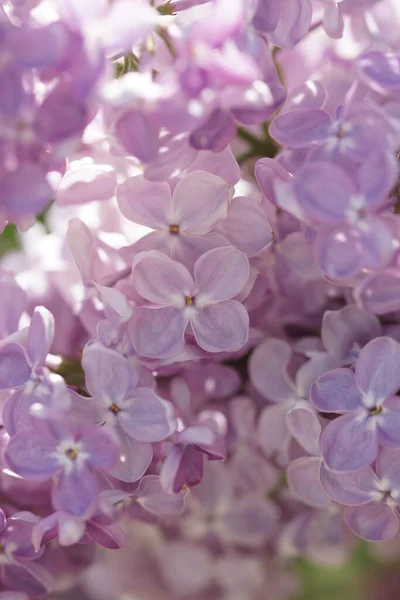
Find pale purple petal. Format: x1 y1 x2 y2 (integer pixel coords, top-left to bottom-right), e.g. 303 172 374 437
26 307 54 367
117 175 170 228
86 521 125 550
194 246 250 302
355 337 400 401
319 462 378 506
313 225 365 280
287 457 330 508
118 388 175 442
108 428 153 482
358 51 400 93
257 403 291 461
136 475 185 516
321 305 381 361
270 0 312 49
0 163 53 217
2 389 43 436
217 197 273 256
375 447 400 487
310 369 363 413
187 146 240 185
57 163 117 206
81 426 120 469
115 110 159 162
249 338 296 403
252 0 281 32
102 0 160 54
52 468 99 517
323 3 344 38
5 429 59 479
269 109 331 147
0 279 26 338
286 404 321 455
82 342 137 404
255 157 292 206
377 401 400 447
0 343 31 390
129 306 189 358
171 171 232 234
294 162 356 222
355 269 400 315
191 300 249 353
344 503 399 541
132 251 194 304
320 414 379 472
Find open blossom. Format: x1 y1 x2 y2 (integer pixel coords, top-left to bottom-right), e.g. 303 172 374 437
311 337 400 472
129 246 250 357
5 413 120 517
118 170 233 268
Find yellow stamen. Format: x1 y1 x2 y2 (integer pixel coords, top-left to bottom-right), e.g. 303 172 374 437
185 296 194 306
110 403 121 415
65 448 78 461
169 224 180 235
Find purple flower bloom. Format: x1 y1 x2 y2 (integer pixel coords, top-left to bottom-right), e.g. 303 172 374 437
5 415 120 517
320 448 400 541
118 171 233 269
311 337 400 472
81 342 176 482
129 246 250 357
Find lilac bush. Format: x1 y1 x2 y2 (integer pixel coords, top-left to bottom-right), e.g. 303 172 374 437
1 0 400 598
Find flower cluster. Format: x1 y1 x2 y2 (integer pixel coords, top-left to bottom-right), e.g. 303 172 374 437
0 0 400 599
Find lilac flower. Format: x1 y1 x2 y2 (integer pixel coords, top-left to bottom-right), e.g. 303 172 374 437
0 307 70 436
271 156 398 280
311 337 400 472
118 171 233 269
269 103 395 165
5 415 120 517
81 342 176 482
320 448 400 541
250 337 334 463
129 246 250 358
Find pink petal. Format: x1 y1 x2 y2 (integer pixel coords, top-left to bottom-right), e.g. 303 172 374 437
191 300 249 353
319 462 378 506
171 171 232 234
320 414 379 472
129 306 189 358
355 337 400 400
344 503 399 541
132 251 194 305
57 163 117 206
218 197 273 257
117 175 170 228
249 338 296 403
108 427 153 482
287 457 330 509
118 388 175 442
194 246 250 302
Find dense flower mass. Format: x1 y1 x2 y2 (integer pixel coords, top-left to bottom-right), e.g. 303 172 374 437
1 0 400 599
